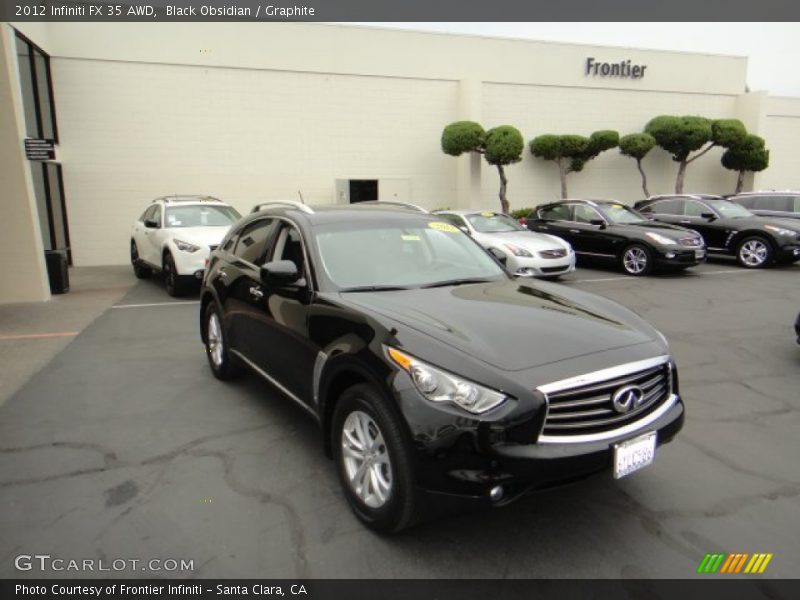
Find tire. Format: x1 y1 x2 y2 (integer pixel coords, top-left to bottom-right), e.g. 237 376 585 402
163 252 190 296
130 240 152 279
332 383 418 533
620 244 653 276
203 302 241 380
736 236 773 269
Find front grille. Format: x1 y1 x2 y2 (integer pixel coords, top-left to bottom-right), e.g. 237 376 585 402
540 360 671 437
679 236 703 248
541 265 569 273
539 248 568 259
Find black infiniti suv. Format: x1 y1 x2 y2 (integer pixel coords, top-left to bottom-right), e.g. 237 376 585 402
635 195 800 268
199 203 684 532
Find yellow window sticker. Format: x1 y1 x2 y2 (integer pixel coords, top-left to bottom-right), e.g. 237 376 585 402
401 234 421 241
481 211 495 217
428 221 459 233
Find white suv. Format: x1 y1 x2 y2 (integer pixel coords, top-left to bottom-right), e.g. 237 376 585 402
130 195 241 296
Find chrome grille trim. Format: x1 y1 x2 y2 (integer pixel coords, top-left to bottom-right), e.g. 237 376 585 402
536 355 673 443
539 248 568 259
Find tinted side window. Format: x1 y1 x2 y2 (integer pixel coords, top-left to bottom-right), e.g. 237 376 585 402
141 206 155 222
233 219 276 264
754 196 790 211
538 205 571 220
644 199 683 215
794 197 800 212
437 213 466 228
151 205 162 226
733 196 755 209
572 204 602 223
684 200 708 217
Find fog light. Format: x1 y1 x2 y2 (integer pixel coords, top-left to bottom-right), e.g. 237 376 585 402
489 485 504 503
194 270 204 279
665 252 676 259
515 268 535 277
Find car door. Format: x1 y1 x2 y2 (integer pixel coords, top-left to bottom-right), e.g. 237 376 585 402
568 203 611 255
142 205 163 266
682 200 727 249
530 204 575 244
132 206 154 265
640 198 685 227
241 221 318 407
221 218 279 357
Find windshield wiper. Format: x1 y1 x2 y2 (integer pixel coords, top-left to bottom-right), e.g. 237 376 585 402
420 278 494 289
339 285 413 293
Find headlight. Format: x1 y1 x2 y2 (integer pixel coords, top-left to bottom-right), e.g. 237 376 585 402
174 239 201 253
645 232 677 246
764 225 797 237
387 347 509 414
504 243 533 257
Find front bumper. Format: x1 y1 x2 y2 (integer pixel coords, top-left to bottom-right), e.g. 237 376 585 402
653 246 705 268
393 372 684 504
776 242 800 262
508 253 577 278
170 246 211 278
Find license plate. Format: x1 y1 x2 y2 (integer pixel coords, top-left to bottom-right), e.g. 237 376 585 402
613 431 657 479
695 249 705 259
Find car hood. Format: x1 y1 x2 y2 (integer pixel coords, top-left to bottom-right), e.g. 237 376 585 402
474 231 570 251
611 221 698 240
166 226 231 246
335 279 660 371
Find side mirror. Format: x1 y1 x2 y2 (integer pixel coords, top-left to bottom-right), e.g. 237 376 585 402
590 219 607 229
701 212 717 221
144 218 159 229
487 247 507 265
260 260 302 287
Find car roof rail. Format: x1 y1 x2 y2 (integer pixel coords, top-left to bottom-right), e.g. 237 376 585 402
353 200 429 213
155 195 222 204
251 200 314 214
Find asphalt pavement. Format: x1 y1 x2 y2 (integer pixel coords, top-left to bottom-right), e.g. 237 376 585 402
0 259 798 579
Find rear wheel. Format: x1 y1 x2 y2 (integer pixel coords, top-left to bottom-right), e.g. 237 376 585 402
333 383 418 533
203 302 241 380
163 252 190 296
736 236 772 268
130 240 152 279
620 244 653 276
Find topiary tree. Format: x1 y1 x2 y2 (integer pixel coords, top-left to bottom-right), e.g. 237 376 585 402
721 134 770 194
644 116 747 193
529 130 619 198
619 133 656 197
441 121 523 213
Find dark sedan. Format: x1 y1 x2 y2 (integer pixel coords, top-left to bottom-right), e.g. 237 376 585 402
526 199 705 276
199 204 683 532
635 195 800 268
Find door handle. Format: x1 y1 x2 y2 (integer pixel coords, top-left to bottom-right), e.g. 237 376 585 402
679 220 692 224
569 229 580 234
249 286 264 299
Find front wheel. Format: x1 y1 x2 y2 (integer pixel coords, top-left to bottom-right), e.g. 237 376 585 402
203 302 241 380
333 383 418 533
620 244 653 276
163 252 190 296
736 236 773 268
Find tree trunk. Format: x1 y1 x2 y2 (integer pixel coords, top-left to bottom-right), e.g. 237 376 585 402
558 159 569 199
496 164 509 214
636 159 650 197
675 161 687 194
735 170 746 194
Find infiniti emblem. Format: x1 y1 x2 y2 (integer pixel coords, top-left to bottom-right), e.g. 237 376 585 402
611 384 644 413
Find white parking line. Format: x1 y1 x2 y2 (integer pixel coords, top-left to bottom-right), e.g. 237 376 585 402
112 301 200 309
568 269 761 284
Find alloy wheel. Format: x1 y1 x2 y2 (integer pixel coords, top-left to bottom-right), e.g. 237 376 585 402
207 311 224 368
341 410 393 508
739 239 769 267
623 247 648 275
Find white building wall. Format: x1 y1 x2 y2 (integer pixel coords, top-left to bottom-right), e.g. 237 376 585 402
756 97 800 190
53 58 458 266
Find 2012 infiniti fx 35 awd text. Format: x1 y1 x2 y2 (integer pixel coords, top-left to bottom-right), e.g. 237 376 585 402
199 203 684 532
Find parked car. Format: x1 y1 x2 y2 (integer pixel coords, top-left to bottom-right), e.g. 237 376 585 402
526 199 705 276
634 195 800 268
131 195 241 296
728 191 800 220
199 204 684 532
434 209 576 279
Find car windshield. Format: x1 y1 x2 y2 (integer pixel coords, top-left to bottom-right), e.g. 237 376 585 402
315 222 506 290
599 203 648 224
465 212 525 233
165 205 241 228
703 199 754 218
